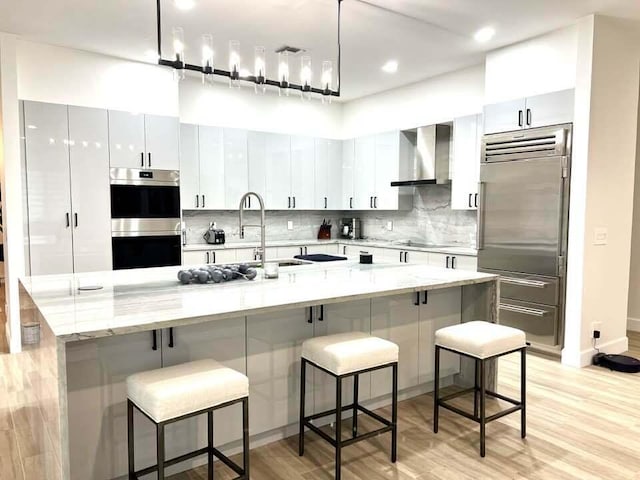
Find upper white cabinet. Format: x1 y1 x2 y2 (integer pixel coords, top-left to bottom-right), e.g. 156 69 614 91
451 114 482 211
374 131 413 210
247 131 268 210
483 89 574 134
353 135 376 209
264 133 291 210
109 110 179 170
24 101 112 275
341 139 355 210
179 124 200 210
290 136 316 210
223 128 248 209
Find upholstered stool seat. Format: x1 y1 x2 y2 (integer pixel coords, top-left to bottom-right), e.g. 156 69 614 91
433 320 528 458
301 331 399 375
127 359 249 423
299 332 400 480
127 359 250 479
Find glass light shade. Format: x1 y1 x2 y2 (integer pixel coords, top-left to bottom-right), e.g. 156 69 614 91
172 27 185 63
254 46 266 79
229 40 240 78
201 34 214 70
278 52 290 85
321 60 333 92
300 56 312 88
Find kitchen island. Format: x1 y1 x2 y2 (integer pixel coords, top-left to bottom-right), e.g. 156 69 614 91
19 259 497 480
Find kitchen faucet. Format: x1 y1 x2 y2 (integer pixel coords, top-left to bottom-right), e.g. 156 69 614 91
238 192 266 266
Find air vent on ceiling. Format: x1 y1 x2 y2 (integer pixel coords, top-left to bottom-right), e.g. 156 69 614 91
275 45 304 54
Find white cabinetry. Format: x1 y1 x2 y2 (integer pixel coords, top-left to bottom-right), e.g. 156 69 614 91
314 138 342 210
428 253 477 271
223 128 248 209
341 139 355 210
264 133 291 210
483 89 574 134
109 111 179 169
451 114 482 211
183 248 239 265
290 136 316 210
247 131 268 209
353 135 376 209
179 124 200 210
24 101 112 275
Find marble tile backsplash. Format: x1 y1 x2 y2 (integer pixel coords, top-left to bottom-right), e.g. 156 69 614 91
183 185 477 247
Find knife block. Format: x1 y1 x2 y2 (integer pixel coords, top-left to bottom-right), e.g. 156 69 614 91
317 226 331 240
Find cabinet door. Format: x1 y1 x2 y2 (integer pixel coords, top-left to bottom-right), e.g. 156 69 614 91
224 128 248 209
247 131 268 210
108 110 146 168
374 131 399 210
451 115 481 211
66 331 162 480
210 249 237 264
23 101 74 275
314 138 329 209
327 139 343 210
341 139 355 209
404 250 429 264
180 124 200 210
68 106 113 273
144 114 180 170
418 288 461 384
265 133 291 210
290 136 315 210
313 300 372 413
160 318 246 471
450 254 477 271
371 294 420 397
198 126 225 209
182 250 207 265
247 308 314 434
525 89 574 129
353 135 376 209
483 98 526 134
427 253 450 269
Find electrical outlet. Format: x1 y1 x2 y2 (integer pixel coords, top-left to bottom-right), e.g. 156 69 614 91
287 221 293 230
594 227 608 246
387 221 393 231
592 322 602 338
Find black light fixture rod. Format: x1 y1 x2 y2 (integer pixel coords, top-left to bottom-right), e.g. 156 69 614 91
337 0 342 95
156 0 162 60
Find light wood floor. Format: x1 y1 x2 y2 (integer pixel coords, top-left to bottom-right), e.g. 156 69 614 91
0 324 639 479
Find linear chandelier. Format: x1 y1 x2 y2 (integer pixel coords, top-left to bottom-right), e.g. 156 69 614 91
155 0 342 99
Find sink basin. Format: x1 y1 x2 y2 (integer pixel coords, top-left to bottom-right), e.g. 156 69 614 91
246 259 313 268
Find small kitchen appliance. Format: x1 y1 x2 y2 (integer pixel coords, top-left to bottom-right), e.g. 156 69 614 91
339 218 361 240
203 222 226 245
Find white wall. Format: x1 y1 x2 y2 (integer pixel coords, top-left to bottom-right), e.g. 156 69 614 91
627 84 640 332
563 15 640 366
485 24 579 104
179 78 343 138
16 40 179 116
342 64 485 138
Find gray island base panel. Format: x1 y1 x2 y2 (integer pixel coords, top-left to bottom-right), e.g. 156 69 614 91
19 260 498 480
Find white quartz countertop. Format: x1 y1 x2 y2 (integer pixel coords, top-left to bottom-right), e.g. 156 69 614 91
183 239 478 256
20 259 495 342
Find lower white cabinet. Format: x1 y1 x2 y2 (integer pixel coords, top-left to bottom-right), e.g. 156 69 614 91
428 253 477 271
182 248 239 265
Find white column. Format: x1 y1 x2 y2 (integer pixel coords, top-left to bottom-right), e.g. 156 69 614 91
0 33 25 353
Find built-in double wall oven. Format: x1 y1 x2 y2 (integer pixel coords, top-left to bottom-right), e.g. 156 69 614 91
110 168 181 270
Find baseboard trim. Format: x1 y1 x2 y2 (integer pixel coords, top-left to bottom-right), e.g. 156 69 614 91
628 317 640 332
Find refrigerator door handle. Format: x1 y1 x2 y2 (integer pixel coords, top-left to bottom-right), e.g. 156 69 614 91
500 303 549 317
476 182 485 250
500 277 550 288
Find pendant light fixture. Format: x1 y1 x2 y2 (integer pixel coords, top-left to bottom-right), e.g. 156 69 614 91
155 0 342 99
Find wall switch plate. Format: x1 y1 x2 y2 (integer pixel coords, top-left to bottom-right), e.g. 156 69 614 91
287 221 293 230
594 227 608 246
387 221 393 231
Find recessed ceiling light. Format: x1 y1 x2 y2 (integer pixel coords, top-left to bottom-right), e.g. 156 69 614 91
382 60 398 74
144 49 160 63
174 0 195 11
474 26 495 43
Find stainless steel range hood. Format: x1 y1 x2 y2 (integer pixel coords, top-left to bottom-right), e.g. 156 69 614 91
391 124 451 187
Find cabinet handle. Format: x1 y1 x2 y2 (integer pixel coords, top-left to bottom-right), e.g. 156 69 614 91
370 196 373 208
206 251 210 264
196 195 199 208
422 291 428 305
526 108 532 126
300 247 303 256
400 251 403 263
151 330 158 351
518 110 523 127
212 251 216 264
343 246 347 255
446 256 450 268
324 197 327 209
168 327 174 348
140 152 144 167
404 251 408 263
474 193 478 208
74 213 78 228
288 197 291 208
148 152 152 167
248 197 251 209
350 197 353 209
452 256 456 269
65 213 70 228
318 305 324 321
414 292 420 306
202 195 205 208
307 307 313 324
293 196 296 208
305 247 308 255
468 193 473 208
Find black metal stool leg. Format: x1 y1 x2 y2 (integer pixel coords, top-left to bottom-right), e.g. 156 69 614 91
521 347 527 439
474 359 479 419
127 400 135 480
335 375 342 480
391 362 398 463
479 359 486 458
207 411 214 480
157 423 165 479
352 374 359 438
299 358 306 456
242 397 250 478
433 345 440 433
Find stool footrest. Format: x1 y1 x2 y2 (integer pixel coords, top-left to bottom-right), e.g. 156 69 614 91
438 389 523 425
439 386 476 403
134 447 209 477
486 390 520 406
306 403 357 422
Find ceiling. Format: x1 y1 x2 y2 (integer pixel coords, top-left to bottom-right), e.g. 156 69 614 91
1 0 639 100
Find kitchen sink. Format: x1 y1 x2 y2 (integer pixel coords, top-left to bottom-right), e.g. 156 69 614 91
246 259 313 268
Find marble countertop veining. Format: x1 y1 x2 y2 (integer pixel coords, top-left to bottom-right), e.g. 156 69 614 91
183 239 478 256
20 260 495 343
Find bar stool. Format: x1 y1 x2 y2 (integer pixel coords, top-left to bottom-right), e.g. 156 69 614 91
126 359 250 479
299 332 399 480
433 321 527 457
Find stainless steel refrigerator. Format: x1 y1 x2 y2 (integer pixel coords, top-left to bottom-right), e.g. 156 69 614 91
477 124 572 353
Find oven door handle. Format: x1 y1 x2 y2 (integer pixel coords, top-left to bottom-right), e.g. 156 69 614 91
500 277 550 288
500 303 550 317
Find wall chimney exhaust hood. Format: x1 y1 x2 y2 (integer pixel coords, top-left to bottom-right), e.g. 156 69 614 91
391 124 451 187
